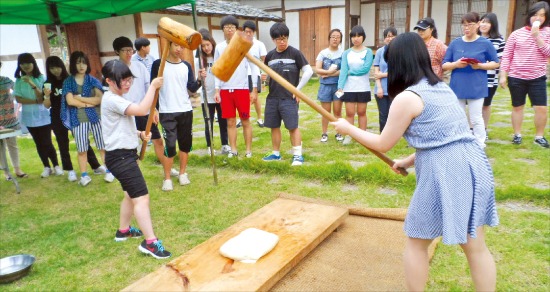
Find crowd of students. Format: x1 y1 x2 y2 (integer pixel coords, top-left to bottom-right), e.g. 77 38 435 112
0 3 547 285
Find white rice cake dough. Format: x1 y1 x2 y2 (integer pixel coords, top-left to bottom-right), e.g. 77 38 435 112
219 228 279 263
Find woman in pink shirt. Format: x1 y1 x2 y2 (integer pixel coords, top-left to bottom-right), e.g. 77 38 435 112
499 1 550 148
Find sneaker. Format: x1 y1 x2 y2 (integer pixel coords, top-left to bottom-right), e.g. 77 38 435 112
79 175 92 186
138 239 172 259
320 133 328 143
534 137 550 148
245 152 252 158
207 147 217 154
179 173 190 185
162 179 173 191
94 165 107 175
291 155 304 166
170 168 179 177
41 167 52 178
236 120 242 128
104 172 115 183
342 135 353 145
54 166 64 176
228 152 238 158
257 119 264 127
335 133 344 142
485 134 489 142
512 134 522 145
221 145 231 154
262 153 281 161
114 226 143 242
68 170 77 182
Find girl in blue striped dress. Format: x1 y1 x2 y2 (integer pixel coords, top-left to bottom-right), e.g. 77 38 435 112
332 32 499 291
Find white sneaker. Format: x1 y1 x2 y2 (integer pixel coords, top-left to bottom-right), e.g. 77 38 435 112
179 173 190 185
162 179 173 191
54 165 64 176
41 167 52 178
170 168 179 177
104 172 115 183
228 152 238 158
94 165 107 175
207 147 217 154
68 170 77 182
80 175 92 186
342 135 353 145
245 152 252 158
221 145 231 154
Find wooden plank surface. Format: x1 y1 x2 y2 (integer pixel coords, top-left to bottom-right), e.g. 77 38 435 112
123 198 348 291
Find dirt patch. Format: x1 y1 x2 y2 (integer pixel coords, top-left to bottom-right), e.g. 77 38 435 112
342 184 359 192
378 187 397 196
499 202 549 214
513 158 537 165
349 160 366 169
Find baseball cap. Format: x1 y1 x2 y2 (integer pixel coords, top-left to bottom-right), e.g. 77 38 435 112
414 18 435 30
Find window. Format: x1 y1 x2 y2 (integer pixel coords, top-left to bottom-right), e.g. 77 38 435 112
376 0 409 48
447 0 491 43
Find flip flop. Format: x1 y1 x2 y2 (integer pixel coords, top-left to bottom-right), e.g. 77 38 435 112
16 173 28 178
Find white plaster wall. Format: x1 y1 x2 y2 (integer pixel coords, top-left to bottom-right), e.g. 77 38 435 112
95 15 136 55
285 12 301 50
410 0 421 31
431 0 449 44
331 7 346 33
350 0 360 12
493 0 510 38
279 0 345 10
0 25 46 76
361 3 376 47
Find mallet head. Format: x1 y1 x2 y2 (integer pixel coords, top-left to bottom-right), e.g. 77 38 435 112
211 31 252 82
157 17 202 50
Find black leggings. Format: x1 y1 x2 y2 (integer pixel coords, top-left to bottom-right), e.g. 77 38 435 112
27 124 59 168
51 118 101 171
201 103 228 147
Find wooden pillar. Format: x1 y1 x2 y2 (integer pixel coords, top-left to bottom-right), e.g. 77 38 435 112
345 0 350 48
65 21 103 80
134 13 143 38
506 0 516 37
419 0 425 20
38 25 50 62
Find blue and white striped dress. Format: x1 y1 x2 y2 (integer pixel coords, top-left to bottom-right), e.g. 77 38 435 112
403 79 499 245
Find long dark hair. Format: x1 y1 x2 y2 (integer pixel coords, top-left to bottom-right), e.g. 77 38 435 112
69 51 91 75
102 59 135 89
199 28 217 68
14 53 41 78
525 1 550 27
384 32 441 98
479 13 502 39
45 56 69 81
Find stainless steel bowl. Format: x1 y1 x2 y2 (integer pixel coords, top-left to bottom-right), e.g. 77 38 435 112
0 254 35 284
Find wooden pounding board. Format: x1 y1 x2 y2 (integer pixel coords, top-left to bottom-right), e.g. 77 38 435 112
123 198 348 291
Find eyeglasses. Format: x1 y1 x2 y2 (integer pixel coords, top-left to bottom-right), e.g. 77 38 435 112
274 36 288 42
223 25 237 31
121 77 134 86
120 48 134 54
330 36 341 40
461 23 477 29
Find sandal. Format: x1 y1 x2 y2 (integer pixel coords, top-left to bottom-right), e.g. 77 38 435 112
16 173 28 178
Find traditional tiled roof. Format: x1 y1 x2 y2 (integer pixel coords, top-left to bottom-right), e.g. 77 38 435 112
162 0 283 22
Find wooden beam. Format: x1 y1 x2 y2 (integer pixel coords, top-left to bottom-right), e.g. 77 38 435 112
445 0 454 44
427 0 432 18
406 0 411 32
38 25 50 61
345 0 350 48
419 0 425 20
134 13 143 38
506 0 516 38
281 0 286 20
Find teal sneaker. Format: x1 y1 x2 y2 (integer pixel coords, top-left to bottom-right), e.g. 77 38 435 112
262 153 281 161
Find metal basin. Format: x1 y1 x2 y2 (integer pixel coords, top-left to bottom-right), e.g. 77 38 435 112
0 254 35 284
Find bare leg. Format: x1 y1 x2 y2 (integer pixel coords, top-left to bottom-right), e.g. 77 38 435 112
271 127 282 152
321 102 332 134
357 102 368 131
131 194 156 240
482 105 491 130
163 157 174 180
333 100 343 119
242 118 252 153
254 98 262 120
511 105 524 135
460 227 496 292
119 193 134 230
345 102 356 126
404 237 433 291
77 152 88 173
289 128 302 147
178 151 189 174
227 118 237 153
533 105 548 137
152 138 166 164
99 149 106 165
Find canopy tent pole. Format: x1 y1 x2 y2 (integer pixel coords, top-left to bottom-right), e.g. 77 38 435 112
192 2 218 185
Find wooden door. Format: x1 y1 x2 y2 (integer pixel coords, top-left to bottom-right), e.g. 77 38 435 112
300 8 331 66
65 21 102 80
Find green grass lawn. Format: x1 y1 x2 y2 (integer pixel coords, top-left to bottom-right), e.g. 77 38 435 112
0 79 548 290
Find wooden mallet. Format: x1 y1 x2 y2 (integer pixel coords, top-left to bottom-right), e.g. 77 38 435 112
212 33 407 176
139 17 202 160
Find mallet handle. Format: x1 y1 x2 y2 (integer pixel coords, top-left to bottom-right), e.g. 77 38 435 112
139 43 170 161
245 54 407 176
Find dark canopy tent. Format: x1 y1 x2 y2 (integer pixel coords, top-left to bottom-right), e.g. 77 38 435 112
0 0 196 25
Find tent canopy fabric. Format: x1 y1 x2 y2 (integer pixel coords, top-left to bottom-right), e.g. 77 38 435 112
0 0 195 25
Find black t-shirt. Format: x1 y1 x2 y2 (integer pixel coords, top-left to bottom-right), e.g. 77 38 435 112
264 46 308 99
45 78 65 121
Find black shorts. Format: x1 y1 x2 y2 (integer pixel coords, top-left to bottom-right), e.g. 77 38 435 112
105 149 148 198
264 98 299 130
509 76 548 107
135 115 161 140
341 91 371 103
248 75 261 93
483 87 498 107
160 111 193 157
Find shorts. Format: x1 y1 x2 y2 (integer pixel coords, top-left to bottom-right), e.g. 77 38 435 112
220 89 250 119
135 115 161 140
264 98 299 130
509 75 548 107
105 149 148 198
484 86 498 107
160 111 193 157
73 121 104 152
317 83 339 102
248 75 261 94
341 91 371 103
